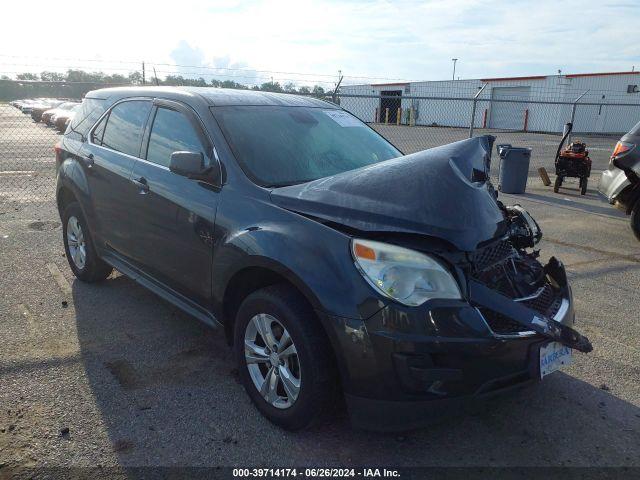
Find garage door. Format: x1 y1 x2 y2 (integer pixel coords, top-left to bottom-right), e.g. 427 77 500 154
489 86 531 130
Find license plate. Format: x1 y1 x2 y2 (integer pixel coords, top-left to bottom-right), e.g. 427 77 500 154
539 342 572 379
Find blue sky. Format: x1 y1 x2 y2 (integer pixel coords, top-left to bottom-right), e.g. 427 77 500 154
1 0 639 86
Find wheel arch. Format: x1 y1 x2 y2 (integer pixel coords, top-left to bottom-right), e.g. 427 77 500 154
56 185 78 215
221 259 324 346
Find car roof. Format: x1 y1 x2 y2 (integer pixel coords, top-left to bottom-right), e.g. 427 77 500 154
85 86 337 109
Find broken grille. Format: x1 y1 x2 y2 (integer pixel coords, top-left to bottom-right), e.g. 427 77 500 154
468 240 516 272
479 284 564 336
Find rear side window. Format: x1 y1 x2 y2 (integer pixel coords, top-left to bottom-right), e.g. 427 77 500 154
98 100 152 157
92 114 107 145
67 98 106 141
146 107 204 168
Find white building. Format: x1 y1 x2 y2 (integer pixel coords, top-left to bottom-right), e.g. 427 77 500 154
339 71 640 134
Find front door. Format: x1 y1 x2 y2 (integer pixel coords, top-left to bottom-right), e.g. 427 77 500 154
128 99 220 307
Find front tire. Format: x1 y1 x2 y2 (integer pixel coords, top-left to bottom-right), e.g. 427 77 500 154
62 202 112 282
234 284 337 430
554 175 563 193
631 200 640 241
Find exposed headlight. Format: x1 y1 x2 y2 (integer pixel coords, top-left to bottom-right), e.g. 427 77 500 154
351 239 461 306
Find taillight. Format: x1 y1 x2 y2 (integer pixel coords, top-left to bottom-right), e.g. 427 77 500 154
611 141 634 159
54 143 62 163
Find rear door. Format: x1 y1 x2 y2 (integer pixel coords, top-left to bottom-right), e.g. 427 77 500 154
127 99 220 306
82 99 153 259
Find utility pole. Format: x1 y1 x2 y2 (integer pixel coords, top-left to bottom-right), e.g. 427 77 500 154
142 61 145 85
452 58 458 81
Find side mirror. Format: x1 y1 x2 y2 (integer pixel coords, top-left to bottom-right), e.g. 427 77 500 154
169 151 204 177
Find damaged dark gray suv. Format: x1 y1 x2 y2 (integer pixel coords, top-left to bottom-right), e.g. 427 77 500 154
55 87 592 431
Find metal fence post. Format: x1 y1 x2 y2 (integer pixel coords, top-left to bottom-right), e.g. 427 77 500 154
568 90 588 143
469 84 487 138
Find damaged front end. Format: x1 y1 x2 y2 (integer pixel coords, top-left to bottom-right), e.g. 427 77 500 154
271 135 592 354
465 205 592 353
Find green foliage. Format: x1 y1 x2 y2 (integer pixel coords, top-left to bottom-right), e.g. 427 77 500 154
16 73 39 80
259 81 284 93
5 69 332 98
40 71 65 82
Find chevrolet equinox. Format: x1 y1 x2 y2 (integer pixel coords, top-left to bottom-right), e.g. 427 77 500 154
55 87 592 431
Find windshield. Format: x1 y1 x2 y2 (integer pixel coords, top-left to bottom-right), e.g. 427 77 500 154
212 106 401 187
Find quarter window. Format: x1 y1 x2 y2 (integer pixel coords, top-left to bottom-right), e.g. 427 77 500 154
98 100 151 157
146 107 204 168
91 114 107 146
69 98 106 141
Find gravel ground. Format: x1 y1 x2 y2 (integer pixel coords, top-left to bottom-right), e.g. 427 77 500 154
0 106 639 476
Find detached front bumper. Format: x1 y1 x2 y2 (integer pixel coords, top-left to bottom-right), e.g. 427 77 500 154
598 165 630 204
322 258 588 431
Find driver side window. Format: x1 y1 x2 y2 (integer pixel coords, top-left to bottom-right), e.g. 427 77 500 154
146 107 204 168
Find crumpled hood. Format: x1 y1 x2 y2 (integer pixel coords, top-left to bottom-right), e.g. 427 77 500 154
270 135 508 252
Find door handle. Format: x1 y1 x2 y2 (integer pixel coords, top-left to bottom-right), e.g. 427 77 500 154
81 153 94 168
132 176 149 194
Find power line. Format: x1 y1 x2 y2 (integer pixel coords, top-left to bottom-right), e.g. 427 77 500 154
0 63 340 84
0 70 348 87
0 54 417 83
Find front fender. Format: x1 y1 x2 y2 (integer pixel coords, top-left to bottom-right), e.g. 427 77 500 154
212 192 386 321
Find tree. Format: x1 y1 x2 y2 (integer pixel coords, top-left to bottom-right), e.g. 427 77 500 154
311 85 326 97
163 75 185 86
16 73 39 81
0 75 10 80
40 71 65 82
220 80 247 89
66 69 105 82
128 71 143 85
283 82 297 93
259 81 284 93
103 73 128 84
298 86 311 95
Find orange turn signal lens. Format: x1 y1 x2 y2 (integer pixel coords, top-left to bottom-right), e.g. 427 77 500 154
611 141 634 158
354 242 376 261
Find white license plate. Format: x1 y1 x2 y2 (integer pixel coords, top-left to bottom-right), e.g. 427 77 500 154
539 341 572 379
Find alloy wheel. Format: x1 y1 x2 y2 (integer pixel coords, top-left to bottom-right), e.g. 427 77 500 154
66 216 86 270
244 313 301 409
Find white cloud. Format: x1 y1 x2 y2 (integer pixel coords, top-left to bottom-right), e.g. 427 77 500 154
1 0 638 84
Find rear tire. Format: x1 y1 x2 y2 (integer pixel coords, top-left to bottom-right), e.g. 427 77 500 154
62 202 112 282
631 200 640 242
580 177 588 195
234 284 337 430
554 175 563 193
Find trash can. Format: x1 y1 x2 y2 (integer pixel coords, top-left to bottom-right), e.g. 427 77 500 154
496 145 532 194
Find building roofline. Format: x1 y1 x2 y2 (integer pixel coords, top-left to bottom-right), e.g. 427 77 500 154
370 82 410 87
565 71 639 78
353 70 640 88
480 75 547 82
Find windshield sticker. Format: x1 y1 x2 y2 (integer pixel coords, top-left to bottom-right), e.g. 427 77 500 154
323 110 363 127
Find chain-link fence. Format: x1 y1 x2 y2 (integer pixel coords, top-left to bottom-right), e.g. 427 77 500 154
1 79 636 216
336 91 637 186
